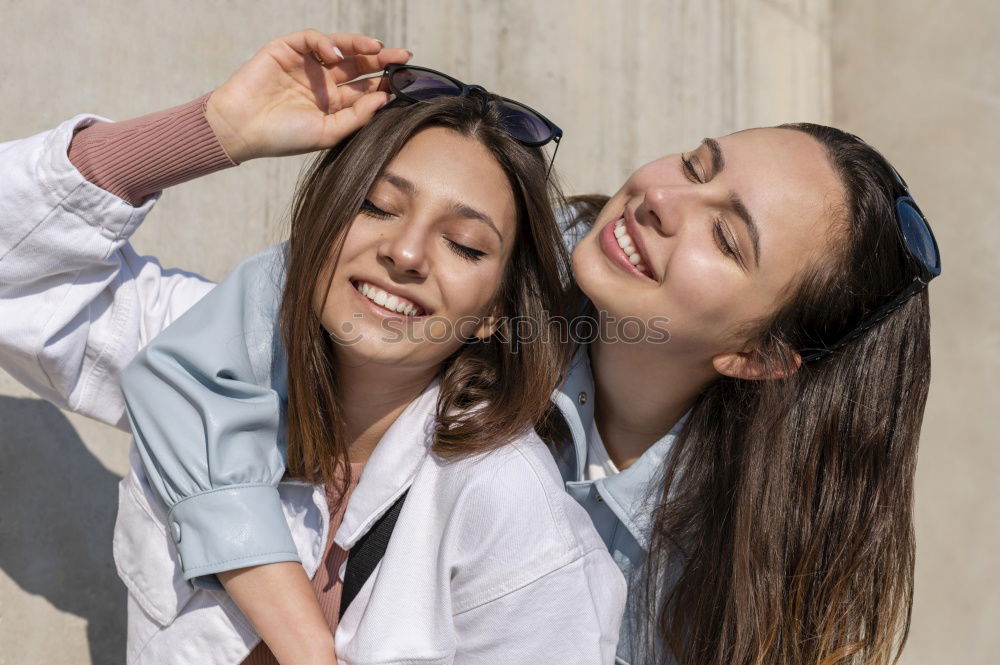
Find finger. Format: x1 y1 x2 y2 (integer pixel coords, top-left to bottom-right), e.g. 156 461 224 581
319 91 390 147
330 48 412 83
326 33 385 57
334 76 386 107
279 29 348 68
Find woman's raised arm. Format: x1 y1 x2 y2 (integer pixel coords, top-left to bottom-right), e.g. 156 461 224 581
0 29 410 431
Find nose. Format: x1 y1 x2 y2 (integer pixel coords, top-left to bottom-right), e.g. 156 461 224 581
638 182 726 236
377 219 430 279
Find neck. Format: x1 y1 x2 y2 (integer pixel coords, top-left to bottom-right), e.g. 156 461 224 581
335 359 438 464
588 337 714 470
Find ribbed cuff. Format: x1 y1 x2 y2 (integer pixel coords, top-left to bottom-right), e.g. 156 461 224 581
66 92 237 206
167 484 301 582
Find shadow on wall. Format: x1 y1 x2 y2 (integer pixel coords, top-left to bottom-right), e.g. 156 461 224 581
0 396 125 664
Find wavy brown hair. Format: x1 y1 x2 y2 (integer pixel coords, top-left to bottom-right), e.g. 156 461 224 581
573 124 931 664
278 95 573 499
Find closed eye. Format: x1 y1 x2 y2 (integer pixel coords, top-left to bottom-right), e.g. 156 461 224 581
713 220 736 258
360 199 394 219
446 238 486 262
714 219 748 270
681 153 702 183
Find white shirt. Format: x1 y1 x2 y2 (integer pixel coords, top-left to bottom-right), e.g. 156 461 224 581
0 115 627 664
585 417 620 480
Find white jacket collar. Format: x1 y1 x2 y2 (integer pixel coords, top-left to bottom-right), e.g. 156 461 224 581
334 377 440 549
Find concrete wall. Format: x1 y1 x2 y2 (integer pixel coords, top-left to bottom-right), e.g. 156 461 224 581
2 0 990 662
832 1 1000 663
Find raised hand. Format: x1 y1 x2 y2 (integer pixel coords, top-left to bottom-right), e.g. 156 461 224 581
205 30 411 163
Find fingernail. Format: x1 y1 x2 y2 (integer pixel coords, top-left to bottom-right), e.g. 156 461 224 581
333 46 345 60
373 38 384 47
405 50 414 58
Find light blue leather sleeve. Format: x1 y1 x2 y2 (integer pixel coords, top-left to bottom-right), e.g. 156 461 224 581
120 243 296 587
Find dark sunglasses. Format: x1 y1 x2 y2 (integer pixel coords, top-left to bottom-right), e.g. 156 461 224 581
380 64 563 175
800 137 941 363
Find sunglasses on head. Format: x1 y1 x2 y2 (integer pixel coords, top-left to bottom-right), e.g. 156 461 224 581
380 64 563 175
799 135 941 363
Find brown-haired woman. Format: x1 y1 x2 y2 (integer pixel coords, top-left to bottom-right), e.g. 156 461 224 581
0 31 624 664
562 123 937 664
123 109 939 664
0 29 939 665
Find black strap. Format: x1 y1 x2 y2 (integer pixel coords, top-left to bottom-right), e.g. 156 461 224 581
338 489 408 619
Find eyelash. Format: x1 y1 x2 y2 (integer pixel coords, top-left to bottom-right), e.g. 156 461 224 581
447 240 486 262
713 221 738 259
360 199 486 263
681 155 743 265
680 153 702 183
360 199 393 219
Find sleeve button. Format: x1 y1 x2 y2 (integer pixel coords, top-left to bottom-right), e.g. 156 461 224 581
171 522 182 543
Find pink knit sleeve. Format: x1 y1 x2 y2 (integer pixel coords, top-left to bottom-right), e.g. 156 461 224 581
67 92 238 206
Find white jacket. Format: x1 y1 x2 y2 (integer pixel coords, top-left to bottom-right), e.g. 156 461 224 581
0 116 626 664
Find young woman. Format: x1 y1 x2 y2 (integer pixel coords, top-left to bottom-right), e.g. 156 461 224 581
121 100 939 665
0 31 625 665
6 29 939 665
128 108 937 665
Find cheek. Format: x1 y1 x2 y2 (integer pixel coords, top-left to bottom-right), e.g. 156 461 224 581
437 263 505 320
315 223 376 317
659 246 751 337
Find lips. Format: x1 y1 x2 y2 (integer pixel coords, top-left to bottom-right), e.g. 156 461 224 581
598 211 655 281
351 279 429 317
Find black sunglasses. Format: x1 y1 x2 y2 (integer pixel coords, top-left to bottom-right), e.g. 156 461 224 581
380 64 563 175
800 137 941 363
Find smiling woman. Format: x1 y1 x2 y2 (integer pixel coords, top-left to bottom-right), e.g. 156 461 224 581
308 127 516 373
0 23 942 665
0 29 624 665
117 93 623 664
562 122 936 664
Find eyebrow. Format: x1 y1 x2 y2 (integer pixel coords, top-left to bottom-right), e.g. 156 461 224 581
381 171 503 244
701 138 761 268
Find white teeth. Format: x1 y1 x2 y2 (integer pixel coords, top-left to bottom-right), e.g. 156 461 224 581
613 218 649 273
355 281 422 316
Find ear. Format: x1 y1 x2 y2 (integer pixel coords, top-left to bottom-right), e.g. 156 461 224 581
712 347 802 381
473 314 500 341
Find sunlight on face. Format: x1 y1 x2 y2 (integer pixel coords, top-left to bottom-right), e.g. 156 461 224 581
315 126 518 371
572 127 846 362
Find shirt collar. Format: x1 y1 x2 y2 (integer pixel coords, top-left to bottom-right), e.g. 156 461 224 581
552 344 690 550
334 378 440 549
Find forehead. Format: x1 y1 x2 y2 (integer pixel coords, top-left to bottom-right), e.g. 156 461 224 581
716 127 844 235
383 127 516 229
717 128 845 269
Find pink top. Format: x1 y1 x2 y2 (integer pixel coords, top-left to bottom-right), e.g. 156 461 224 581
67 91 237 206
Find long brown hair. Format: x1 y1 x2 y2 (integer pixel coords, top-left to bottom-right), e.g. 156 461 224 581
279 95 573 499
576 124 931 664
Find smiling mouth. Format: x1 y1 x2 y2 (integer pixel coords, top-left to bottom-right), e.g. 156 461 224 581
612 218 649 272
600 215 656 281
352 280 427 317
